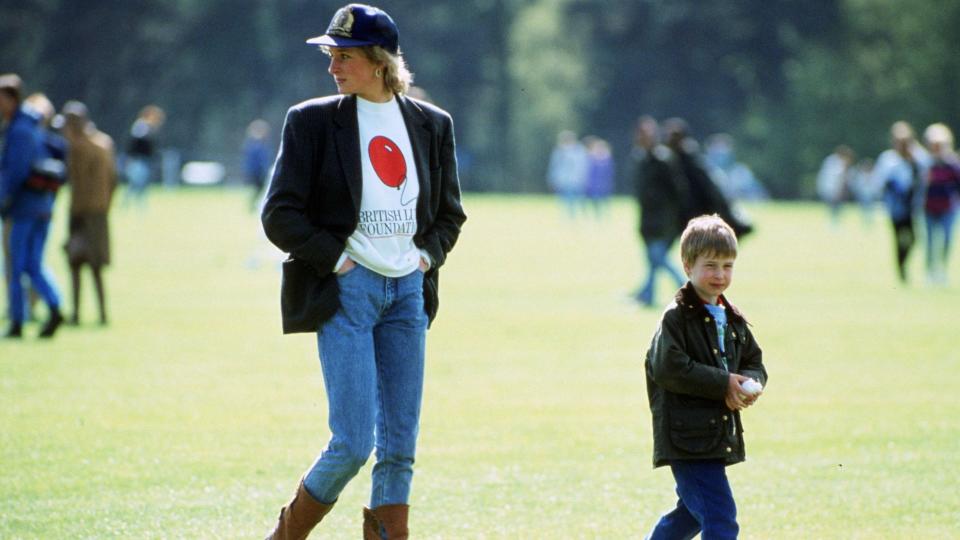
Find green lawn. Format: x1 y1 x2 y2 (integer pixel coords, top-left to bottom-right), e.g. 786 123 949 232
2 189 959 538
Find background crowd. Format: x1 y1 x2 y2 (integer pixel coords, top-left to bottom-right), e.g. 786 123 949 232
0 71 286 340
816 121 960 286
5 60 960 340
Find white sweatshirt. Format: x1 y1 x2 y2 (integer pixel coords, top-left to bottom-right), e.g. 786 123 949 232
337 96 428 277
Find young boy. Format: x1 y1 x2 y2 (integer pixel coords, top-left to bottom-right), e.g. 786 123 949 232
644 214 767 539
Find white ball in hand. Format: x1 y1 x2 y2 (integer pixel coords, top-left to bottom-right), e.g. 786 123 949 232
741 379 763 395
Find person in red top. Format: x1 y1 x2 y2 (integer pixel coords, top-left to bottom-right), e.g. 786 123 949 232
921 123 960 285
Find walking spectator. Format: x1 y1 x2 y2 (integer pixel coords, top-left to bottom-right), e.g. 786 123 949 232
921 123 960 285
848 157 877 226
633 116 687 307
242 119 272 212
20 93 68 321
663 118 753 238
583 136 615 218
816 145 855 225
871 121 930 283
62 101 117 325
546 130 588 218
122 104 164 208
0 74 64 338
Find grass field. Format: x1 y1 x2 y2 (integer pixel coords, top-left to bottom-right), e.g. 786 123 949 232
2 189 959 539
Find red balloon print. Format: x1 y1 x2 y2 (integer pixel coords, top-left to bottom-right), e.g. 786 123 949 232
369 136 407 189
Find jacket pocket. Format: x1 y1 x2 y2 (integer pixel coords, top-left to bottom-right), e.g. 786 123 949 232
280 257 339 334
669 407 724 454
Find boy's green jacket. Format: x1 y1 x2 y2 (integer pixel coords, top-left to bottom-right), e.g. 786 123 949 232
644 282 768 467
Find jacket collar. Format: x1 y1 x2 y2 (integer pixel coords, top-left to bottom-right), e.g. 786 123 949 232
333 95 362 211
675 282 746 324
396 94 432 214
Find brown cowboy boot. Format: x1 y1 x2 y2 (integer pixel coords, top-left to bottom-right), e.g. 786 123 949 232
363 505 409 540
265 480 334 540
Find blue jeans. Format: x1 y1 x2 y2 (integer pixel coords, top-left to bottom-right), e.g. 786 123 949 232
648 460 739 540
8 217 61 323
637 238 685 305
123 158 151 207
303 264 428 508
925 210 956 275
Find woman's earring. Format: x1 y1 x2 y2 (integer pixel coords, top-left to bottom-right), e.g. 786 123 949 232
375 68 383 77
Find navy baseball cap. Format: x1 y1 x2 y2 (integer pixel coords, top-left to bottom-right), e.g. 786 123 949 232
307 4 399 54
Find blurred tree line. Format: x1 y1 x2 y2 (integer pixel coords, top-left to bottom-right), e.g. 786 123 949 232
2 0 958 197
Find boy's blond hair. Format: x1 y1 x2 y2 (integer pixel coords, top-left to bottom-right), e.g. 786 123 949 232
680 214 738 267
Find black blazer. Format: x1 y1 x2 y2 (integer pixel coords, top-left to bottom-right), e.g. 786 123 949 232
261 94 466 334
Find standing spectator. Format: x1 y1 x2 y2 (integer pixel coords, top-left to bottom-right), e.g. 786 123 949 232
921 123 960 285
816 145 855 225
546 129 588 218
260 4 466 539
871 121 930 283
848 157 877 226
242 118 272 212
633 116 687 307
62 101 117 325
122 104 164 208
583 136 615 218
0 74 64 338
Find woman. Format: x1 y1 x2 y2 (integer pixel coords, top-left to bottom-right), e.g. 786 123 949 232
922 123 960 284
871 121 930 283
261 4 466 539
62 101 117 326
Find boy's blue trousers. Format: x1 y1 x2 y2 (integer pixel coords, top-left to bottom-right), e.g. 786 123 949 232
648 459 739 540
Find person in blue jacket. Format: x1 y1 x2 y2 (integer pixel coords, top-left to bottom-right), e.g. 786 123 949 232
0 74 64 338
242 118 272 212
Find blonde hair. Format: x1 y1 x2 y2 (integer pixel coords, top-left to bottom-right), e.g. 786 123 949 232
360 45 412 95
680 214 739 267
924 122 954 150
23 92 54 125
890 120 914 142
320 44 413 95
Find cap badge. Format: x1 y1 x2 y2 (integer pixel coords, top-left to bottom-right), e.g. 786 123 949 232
328 7 355 37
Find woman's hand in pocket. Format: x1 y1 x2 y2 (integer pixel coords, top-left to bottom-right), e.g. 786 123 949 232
337 258 357 276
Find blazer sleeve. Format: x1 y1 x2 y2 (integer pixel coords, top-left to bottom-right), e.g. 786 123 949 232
647 310 730 400
261 106 345 274
419 112 466 268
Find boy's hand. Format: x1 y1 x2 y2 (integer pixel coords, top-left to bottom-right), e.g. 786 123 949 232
740 378 763 407
725 373 751 411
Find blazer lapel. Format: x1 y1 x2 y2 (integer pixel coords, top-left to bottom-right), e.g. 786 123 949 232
397 95 433 230
333 95 362 211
